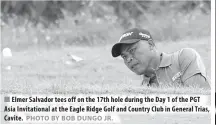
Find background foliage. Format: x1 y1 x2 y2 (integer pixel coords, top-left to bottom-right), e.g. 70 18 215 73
1 1 211 50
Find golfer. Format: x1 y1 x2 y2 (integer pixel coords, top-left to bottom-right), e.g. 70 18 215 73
111 28 210 88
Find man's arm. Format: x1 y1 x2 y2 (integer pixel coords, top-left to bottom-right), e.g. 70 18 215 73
178 48 210 88
182 73 210 88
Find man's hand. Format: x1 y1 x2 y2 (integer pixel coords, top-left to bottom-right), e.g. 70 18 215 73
141 75 150 86
142 75 159 87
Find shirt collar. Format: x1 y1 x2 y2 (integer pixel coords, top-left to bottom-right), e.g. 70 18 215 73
158 52 172 68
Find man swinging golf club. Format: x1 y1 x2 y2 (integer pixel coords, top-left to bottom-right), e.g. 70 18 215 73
111 28 210 88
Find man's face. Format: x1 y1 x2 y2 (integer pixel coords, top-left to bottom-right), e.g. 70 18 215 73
120 40 154 76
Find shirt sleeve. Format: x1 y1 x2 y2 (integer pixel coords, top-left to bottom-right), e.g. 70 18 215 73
178 48 210 88
183 73 210 89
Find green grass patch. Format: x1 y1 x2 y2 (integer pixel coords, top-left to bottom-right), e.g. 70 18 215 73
1 39 211 94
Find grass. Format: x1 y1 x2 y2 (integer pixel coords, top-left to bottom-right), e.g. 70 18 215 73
1 37 211 95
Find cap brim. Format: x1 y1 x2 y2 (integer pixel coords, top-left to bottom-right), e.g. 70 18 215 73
111 39 140 57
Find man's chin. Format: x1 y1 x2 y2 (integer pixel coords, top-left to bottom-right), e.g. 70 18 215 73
133 70 144 75
144 72 155 78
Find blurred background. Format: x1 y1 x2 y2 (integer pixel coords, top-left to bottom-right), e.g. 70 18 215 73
0 1 211 95
1 0 211 51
